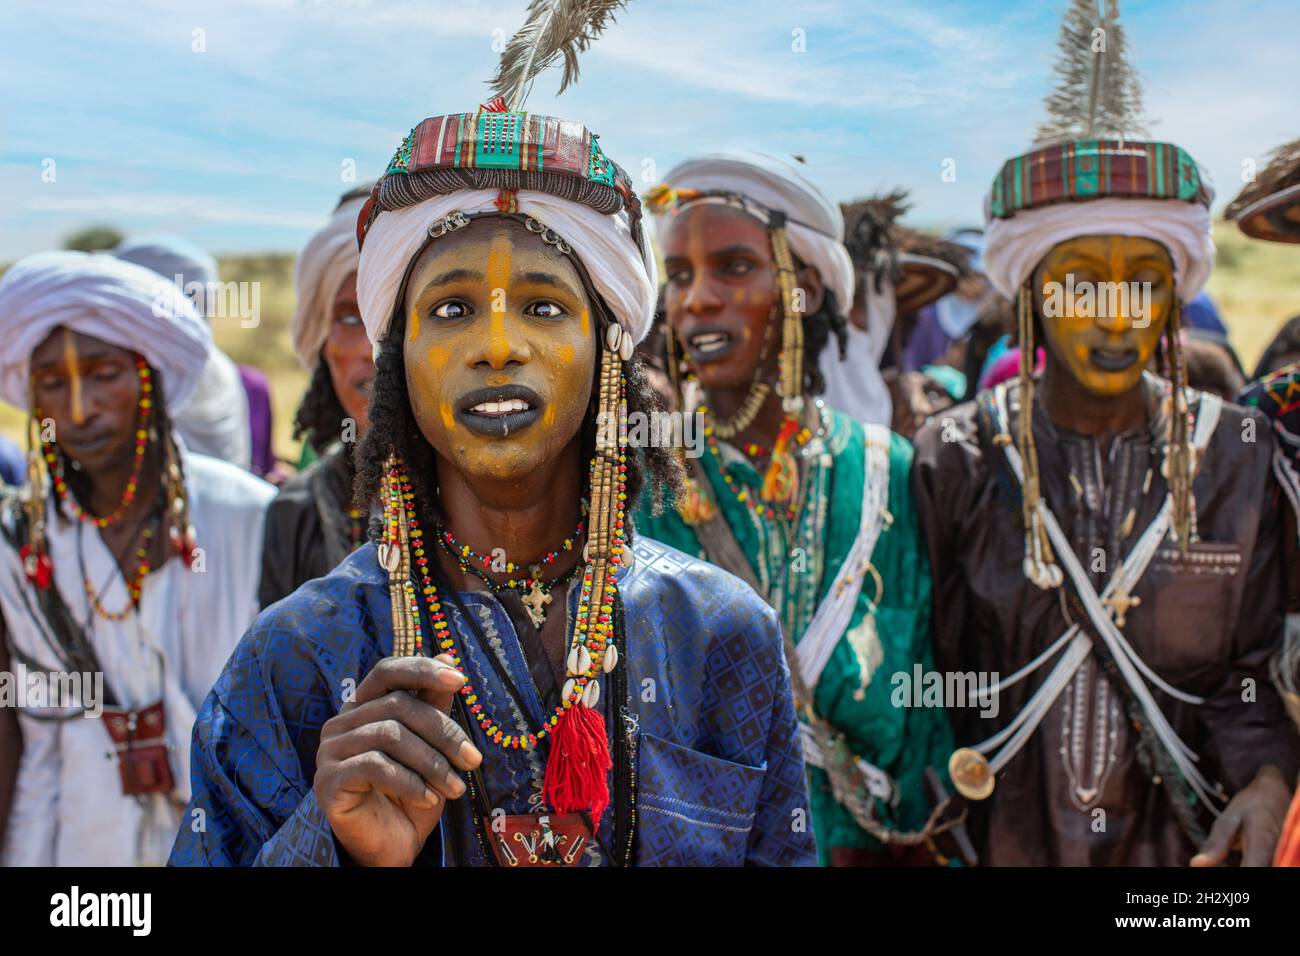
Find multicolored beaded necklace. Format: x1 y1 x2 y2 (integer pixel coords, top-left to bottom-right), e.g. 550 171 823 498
435 511 585 577
84 518 158 621
381 384 628 753
44 357 153 529
698 404 814 523
434 511 586 627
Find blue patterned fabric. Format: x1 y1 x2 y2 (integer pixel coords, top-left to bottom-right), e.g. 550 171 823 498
169 535 815 867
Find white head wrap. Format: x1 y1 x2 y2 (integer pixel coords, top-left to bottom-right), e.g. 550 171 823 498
652 151 855 314
817 274 896 427
357 189 657 352
292 195 367 369
113 234 219 318
0 251 211 412
982 197 1216 302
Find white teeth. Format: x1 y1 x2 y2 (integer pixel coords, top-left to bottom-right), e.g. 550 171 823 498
691 332 730 354
470 398 531 415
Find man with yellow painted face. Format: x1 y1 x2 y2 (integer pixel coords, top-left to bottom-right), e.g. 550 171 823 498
0 252 274 865
635 154 955 867
170 109 815 868
913 4 1299 866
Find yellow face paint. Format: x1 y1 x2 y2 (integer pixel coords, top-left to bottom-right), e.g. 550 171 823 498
485 234 513 366
400 219 598 485
409 306 420 341
1035 234 1174 397
63 328 84 425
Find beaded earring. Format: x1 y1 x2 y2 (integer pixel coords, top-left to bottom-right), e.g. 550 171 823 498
1015 284 1062 590
762 210 806 508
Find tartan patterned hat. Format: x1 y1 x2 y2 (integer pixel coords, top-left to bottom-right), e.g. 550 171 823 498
357 105 644 254
988 139 1212 221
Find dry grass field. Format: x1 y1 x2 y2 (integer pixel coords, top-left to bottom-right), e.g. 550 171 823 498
1 222 1296 469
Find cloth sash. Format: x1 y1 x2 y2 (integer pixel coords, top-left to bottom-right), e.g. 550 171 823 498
795 424 892 689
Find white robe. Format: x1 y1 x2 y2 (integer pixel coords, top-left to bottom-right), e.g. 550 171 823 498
0 449 274 866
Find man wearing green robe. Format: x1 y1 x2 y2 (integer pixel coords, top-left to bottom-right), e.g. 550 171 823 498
636 152 953 865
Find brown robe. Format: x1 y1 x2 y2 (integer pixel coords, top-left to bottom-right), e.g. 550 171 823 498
913 378 1300 865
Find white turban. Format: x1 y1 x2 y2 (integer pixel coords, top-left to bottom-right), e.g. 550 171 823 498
818 275 895 428
652 151 855 314
982 197 1216 302
111 236 251 468
357 189 657 351
292 195 367 369
0 251 211 413
113 234 219 317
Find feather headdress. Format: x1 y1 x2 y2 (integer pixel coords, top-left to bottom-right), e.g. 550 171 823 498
488 0 628 111
1034 0 1148 145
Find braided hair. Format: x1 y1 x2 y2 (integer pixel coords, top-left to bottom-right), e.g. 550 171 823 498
292 360 348 455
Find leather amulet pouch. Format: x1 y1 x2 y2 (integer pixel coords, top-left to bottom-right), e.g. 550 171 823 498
483 812 593 867
101 699 174 796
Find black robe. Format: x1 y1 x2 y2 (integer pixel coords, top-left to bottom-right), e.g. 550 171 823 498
913 378 1300 865
258 444 356 609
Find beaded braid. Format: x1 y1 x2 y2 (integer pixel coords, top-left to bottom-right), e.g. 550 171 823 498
1015 284 1063 590
1162 299 1196 551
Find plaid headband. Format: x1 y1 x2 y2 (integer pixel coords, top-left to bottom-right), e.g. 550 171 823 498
357 105 643 255
989 139 1212 220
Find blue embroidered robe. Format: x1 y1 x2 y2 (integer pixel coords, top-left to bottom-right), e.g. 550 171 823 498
168 536 816 866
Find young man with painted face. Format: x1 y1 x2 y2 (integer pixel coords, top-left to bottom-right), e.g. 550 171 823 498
169 107 814 867
913 10 1299 865
259 186 376 608
0 251 274 865
635 154 954 866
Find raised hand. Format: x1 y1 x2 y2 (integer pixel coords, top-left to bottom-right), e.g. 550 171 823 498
314 654 482 867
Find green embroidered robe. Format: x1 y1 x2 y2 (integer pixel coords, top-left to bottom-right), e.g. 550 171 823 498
634 407 952 862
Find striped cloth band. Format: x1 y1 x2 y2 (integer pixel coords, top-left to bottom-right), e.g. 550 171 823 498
989 139 1211 220
358 110 641 252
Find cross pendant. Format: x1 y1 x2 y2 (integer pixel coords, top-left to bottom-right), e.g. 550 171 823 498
1102 586 1141 628
521 576 552 628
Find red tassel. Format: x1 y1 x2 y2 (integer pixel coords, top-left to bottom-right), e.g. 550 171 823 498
543 703 612 829
482 96 508 113
20 545 52 589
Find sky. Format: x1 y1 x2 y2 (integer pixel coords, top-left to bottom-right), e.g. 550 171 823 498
1 0 1296 259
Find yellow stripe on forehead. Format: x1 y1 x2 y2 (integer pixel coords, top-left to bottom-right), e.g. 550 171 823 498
63 328 84 424
487 233 512 292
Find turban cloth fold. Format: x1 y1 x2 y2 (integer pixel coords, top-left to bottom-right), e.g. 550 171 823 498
0 250 211 413
982 197 1216 302
357 189 657 352
292 195 368 369
650 151 855 315
113 234 219 316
